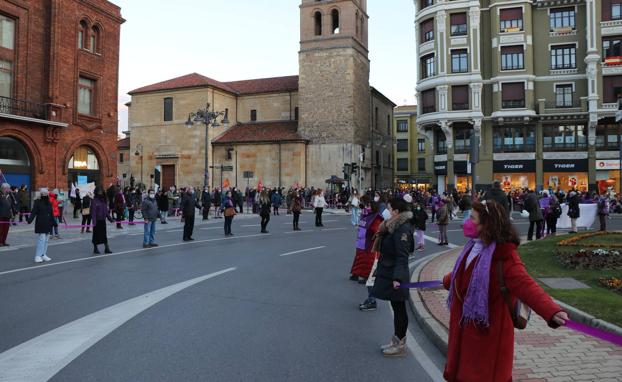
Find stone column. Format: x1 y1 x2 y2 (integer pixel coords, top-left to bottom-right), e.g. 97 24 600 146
440 120 454 191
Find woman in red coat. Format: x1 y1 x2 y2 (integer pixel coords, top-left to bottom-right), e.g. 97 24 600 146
442 200 568 382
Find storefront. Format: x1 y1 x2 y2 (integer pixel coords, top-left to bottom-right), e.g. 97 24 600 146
493 160 536 191
0 137 32 191
595 159 620 194
434 162 447 194
395 176 432 191
454 161 471 193
543 159 588 192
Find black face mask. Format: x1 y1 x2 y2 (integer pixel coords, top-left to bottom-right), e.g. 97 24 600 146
41 196 49 202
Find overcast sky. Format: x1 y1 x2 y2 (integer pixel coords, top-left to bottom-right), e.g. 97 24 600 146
113 0 417 133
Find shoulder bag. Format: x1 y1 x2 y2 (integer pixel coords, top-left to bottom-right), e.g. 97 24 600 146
497 261 531 330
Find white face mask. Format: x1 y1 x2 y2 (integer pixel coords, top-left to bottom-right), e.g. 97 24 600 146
149 193 155 199
381 208 391 220
374 196 380 202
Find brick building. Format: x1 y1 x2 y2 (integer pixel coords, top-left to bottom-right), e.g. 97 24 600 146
0 0 123 195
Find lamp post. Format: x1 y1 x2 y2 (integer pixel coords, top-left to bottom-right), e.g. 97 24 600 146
372 132 394 191
134 143 143 186
185 103 230 188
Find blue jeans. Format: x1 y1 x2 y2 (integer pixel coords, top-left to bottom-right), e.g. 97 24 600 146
143 220 156 245
35 233 49 258
51 217 59 236
351 207 360 226
462 209 471 226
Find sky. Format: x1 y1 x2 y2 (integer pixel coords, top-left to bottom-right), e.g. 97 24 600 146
113 0 417 134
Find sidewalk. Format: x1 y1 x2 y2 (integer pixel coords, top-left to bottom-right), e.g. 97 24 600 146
411 248 622 382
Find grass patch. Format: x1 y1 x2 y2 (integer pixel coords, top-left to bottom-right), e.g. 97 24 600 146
518 235 622 327
578 233 622 246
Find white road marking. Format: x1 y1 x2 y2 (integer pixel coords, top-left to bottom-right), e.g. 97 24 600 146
165 229 183 233
323 220 337 223
284 230 314 234
242 224 259 227
282 221 308 224
0 267 236 382
0 234 268 277
279 246 326 257
321 228 347 232
423 235 459 249
200 227 223 230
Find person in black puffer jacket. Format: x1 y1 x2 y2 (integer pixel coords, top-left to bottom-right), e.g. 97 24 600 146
484 181 510 216
371 198 414 357
27 188 56 263
567 191 581 233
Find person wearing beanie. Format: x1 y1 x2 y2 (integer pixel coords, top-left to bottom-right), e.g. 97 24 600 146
27 188 56 262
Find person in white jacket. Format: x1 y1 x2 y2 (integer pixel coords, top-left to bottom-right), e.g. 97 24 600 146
313 189 327 227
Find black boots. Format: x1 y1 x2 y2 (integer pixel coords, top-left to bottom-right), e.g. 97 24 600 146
94 244 112 254
93 245 100 254
104 244 112 254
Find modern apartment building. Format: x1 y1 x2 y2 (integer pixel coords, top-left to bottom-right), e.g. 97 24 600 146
393 105 434 190
415 0 621 195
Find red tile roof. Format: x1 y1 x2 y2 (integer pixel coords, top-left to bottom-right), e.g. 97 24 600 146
128 73 238 95
128 73 299 96
117 137 130 149
212 121 306 144
225 75 299 95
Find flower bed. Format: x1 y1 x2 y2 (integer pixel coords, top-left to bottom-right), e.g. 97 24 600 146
557 248 622 270
599 277 622 294
557 231 622 248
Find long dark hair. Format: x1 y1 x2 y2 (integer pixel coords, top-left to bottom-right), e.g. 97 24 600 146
472 200 520 246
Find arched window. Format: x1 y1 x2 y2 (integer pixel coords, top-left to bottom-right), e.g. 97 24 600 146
90 25 100 53
331 9 340 34
78 20 87 49
314 11 322 36
69 146 99 170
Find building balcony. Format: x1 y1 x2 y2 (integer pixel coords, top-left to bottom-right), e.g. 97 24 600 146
601 19 622 36
0 96 48 120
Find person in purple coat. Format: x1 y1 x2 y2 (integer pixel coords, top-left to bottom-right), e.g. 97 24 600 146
91 186 113 254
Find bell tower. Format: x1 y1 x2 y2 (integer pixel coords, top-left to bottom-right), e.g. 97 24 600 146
298 0 370 186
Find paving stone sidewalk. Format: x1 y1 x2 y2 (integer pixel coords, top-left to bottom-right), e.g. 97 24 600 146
415 248 622 382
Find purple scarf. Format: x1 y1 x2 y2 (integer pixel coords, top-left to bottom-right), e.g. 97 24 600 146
446 239 497 327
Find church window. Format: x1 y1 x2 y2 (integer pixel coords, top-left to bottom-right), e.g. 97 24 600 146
250 109 257 122
314 12 322 36
331 9 340 34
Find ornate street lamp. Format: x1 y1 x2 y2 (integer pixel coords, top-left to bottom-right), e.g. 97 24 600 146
185 103 230 188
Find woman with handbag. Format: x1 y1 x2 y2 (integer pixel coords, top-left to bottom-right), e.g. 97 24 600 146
370 198 413 356
259 190 271 233
442 200 568 382
223 191 236 236
81 191 92 234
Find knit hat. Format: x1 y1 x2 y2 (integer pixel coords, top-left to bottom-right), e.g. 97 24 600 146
40 188 49 196
403 194 413 203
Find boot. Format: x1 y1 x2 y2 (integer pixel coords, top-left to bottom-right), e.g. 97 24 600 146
380 335 399 350
104 244 112 254
93 245 101 255
382 336 407 357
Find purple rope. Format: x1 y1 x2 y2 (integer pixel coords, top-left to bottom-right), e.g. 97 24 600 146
566 320 622 347
0 221 28 225
400 280 443 289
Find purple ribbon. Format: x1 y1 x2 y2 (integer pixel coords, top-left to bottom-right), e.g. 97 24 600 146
566 320 622 347
400 280 443 289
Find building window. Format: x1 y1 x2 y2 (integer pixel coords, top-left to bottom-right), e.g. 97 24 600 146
614 3 622 20
163 97 173 121
501 82 525 109
501 45 524 70
454 126 472 154
603 75 622 103
451 49 468 73
435 130 447 154
396 120 408 132
452 85 469 111
596 123 622 150
421 54 435 79
314 12 322 36
421 0 433 10
500 7 523 32
78 21 87 50
418 139 425 152
421 89 436 114
493 126 535 152
555 84 574 107
331 9 340 34
0 15 15 50
119 153 124 163
396 139 409 152
421 19 434 42
294 107 299 121
250 109 257 121
397 158 409 172
550 7 576 31
78 76 96 116
387 114 391 135
90 26 101 54
418 158 426 172
543 125 587 151
0 60 12 98
550 45 576 69
450 13 467 36
603 37 622 62
375 107 378 128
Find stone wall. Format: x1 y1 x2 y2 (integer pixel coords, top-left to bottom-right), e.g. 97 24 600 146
237 93 298 123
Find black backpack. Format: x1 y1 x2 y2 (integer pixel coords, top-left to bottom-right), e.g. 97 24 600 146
552 205 562 219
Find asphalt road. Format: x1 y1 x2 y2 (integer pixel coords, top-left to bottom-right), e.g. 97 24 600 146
0 210 618 381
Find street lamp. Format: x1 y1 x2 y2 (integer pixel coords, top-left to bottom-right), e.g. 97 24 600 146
134 143 143 186
185 103 230 188
372 132 394 190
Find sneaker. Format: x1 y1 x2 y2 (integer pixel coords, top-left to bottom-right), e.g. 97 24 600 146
382 336 407 357
349 275 358 281
34 256 43 263
42 255 52 262
418 246 425 252
380 336 399 351
143 244 150 248
359 299 377 311
149 243 159 247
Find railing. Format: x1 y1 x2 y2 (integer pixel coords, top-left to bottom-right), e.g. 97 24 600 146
452 102 469 111
544 99 582 109
0 96 47 120
502 100 526 109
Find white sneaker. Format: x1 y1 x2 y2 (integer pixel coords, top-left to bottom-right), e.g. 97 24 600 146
34 257 43 263
42 255 52 262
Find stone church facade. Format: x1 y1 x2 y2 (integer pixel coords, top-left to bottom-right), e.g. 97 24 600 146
127 0 395 190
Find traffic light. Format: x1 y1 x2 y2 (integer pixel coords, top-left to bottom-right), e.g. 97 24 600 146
351 162 359 174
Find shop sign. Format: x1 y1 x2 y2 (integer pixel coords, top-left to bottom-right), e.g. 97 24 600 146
596 160 621 170
493 160 536 173
543 159 588 172
434 161 447 175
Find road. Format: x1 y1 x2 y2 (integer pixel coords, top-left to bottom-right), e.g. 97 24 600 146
0 210 618 381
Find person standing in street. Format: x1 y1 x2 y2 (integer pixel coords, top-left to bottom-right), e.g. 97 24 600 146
17 184 30 223
291 191 303 231
91 186 113 254
49 191 61 240
156 189 169 224
567 191 580 233
314 189 326 227
484 180 510 217
213 188 222 218
271 189 281 216
141 189 160 248
458 190 472 227
259 190 271 233
0 183 14 246
442 200 568 382
437 198 450 245
223 191 236 236
27 188 55 263
182 187 199 241
412 202 428 251
349 190 361 226
113 186 126 229
597 193 609 231
202 186 211 220
81 191 92 234
524 189 544 241
546 195 561 237
370 198 413 356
